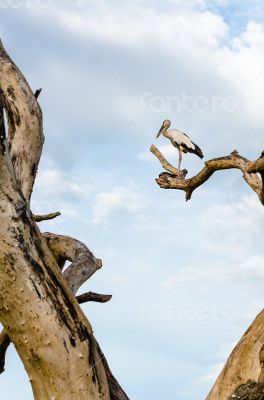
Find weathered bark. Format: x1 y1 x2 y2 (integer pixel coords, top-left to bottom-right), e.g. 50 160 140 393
0 143 109 399
0 40 128 400
0 228 128 399
41 233 128 399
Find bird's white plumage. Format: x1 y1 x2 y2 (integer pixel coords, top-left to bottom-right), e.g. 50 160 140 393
156 120 203 174
163 128 195 151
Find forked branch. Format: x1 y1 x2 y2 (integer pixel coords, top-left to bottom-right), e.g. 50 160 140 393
151 145 264 204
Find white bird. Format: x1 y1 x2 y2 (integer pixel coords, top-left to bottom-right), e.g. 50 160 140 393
156 120 204 174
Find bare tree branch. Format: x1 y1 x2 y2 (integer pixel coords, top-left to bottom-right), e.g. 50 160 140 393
43 233 103 293
151 145 264 204
77 292 112 304
34 212 61 222
0 39 44 201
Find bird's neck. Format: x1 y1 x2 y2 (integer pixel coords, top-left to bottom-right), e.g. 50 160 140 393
163 128 169 138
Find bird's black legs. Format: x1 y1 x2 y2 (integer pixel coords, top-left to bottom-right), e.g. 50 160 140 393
178 148 182 176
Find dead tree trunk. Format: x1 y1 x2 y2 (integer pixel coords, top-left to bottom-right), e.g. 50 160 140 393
151 144 264 399
0 40 129 400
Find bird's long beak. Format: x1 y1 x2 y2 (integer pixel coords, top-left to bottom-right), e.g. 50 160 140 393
156 124 164 139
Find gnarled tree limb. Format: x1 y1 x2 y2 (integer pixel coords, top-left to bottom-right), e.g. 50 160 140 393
0 40 44 201
151 145 264 204
43 232 103 294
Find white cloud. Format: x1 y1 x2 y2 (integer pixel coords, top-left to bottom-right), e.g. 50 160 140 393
35 163 90 197
213 22 264 122
53 1 264 144
160 193 264 292
92 185 145 223
25 0 264 159
58 4 228 54
31 161 91 221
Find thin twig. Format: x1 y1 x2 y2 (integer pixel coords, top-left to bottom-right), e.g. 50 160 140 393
34 212 61 222
76 292 112 304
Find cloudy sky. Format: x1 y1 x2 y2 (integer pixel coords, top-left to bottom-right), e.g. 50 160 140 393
1 0 264 399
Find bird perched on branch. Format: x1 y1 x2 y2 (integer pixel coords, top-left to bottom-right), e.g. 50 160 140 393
156 120 204 175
